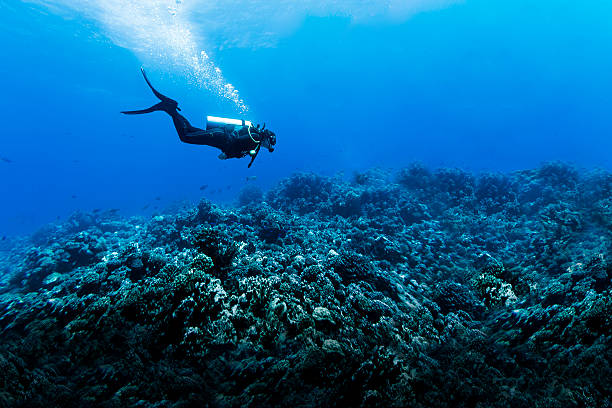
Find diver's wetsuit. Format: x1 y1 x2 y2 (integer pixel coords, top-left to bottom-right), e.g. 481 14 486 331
168 111 259 159
122 68 275 166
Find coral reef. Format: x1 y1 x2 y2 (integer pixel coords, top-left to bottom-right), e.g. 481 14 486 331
0 162 611 407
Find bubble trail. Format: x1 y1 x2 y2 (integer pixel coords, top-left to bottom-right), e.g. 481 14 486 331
27 0 249 112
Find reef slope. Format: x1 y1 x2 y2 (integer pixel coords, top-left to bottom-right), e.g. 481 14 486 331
0 162 611 407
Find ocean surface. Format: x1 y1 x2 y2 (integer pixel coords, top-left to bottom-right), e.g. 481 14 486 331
1 1 612 407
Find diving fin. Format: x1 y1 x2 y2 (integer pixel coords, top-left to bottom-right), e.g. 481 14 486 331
121 102 167 115
121 68 180 115
140 68 180 110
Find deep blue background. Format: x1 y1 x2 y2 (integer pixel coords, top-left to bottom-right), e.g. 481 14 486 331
1 0 611 235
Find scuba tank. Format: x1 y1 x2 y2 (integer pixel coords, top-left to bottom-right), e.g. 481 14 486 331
205 116 252 132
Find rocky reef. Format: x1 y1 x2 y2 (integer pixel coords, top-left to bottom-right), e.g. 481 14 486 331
1 162 611 407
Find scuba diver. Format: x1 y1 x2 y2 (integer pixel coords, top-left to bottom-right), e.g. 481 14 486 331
122 68 276 168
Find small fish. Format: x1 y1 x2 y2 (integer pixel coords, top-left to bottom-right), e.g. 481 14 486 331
246 176 257 182
226 185 231 190
155 196 161 201
108 208 120 214
1 157 12 163
93 208 101 213
199 184 208 191
71 195 77 199
142 204 150 210
1 236 6 241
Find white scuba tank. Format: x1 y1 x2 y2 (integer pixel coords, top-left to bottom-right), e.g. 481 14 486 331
205 116 252 132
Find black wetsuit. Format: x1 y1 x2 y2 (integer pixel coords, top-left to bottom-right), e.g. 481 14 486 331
122 69 274 166
169 111 259 159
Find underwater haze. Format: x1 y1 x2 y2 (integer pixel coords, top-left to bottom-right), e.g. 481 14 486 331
1 0 611 235
2 1 612 407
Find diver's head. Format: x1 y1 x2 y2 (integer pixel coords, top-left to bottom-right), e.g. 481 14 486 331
260 129 276 152
251 123 276 152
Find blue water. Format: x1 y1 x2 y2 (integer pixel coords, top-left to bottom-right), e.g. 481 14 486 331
1 0 611 236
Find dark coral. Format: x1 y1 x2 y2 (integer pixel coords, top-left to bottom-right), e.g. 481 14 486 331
0 162 611 407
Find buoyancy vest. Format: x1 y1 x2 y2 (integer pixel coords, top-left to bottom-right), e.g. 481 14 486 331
205 116 261 162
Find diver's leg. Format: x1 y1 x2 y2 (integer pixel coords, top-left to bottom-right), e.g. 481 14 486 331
167 110 228 148
123 102 226 147
167 110 200 141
